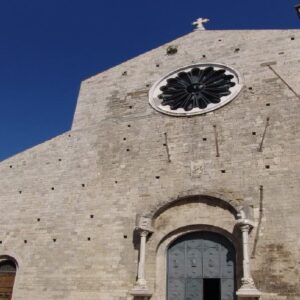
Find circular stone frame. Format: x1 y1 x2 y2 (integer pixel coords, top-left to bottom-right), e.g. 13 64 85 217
149 63 243 116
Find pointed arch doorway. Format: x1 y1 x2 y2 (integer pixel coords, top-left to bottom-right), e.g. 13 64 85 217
167 231 236 300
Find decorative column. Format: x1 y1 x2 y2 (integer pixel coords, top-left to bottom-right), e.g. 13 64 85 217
131 216 153 299
236 219 261 299
136 230 149 287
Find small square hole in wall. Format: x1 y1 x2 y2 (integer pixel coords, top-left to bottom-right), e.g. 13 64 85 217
234 48 240 53
90 215 94 219
58 158 62 162
252 132 256 135
0 241 2 244
203 138 207 141
156 64 160 67
19 190 22 194
163 143 166 146
81 184 85 187
51 187 55 190
24 240 27 244
127 124 131 128
37 218 40 222
155 176 160 179
114 181 118 184
221 170 226 173
9 165 13 168
126 148 130 152
123 235 128 239
129 106 133 109
265 165 270 169
291 37 295 40
266 103 270 106
248 87 253 90
53 239 57 243
123 137 127 141
87 237 91 241
202 54 206 58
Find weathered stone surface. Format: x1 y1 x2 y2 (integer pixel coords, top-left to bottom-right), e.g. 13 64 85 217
0 29 299 299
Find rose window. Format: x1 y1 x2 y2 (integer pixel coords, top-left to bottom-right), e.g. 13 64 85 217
149 64 243 116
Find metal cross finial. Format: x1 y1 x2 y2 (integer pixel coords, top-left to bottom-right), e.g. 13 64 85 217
192 18 210 31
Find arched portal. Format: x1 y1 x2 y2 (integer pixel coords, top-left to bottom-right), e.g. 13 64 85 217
0 259 17 300
167 231 236 300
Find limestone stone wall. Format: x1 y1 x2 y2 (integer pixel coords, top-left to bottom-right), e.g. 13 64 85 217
0 29 299 299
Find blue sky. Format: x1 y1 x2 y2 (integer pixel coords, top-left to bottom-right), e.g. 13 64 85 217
0 0 299 160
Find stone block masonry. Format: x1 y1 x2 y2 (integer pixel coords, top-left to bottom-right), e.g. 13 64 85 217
0 29 299 299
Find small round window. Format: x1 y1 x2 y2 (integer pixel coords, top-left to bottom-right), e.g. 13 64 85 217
149 63 243 116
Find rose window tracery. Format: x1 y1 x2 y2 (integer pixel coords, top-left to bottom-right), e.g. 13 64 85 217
149 64 243 116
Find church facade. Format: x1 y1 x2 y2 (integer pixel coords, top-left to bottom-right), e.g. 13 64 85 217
0 28 299 300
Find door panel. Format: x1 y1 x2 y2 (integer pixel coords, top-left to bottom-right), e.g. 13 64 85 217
168 278 185 300
168 242 186 278
0 273 15 300
221 279 235 300
167 232 236 300
220 247 235 278
186 278 203 300
186 248 202 278
203 246 220 278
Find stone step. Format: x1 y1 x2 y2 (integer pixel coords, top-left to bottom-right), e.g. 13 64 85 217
260 294 287 300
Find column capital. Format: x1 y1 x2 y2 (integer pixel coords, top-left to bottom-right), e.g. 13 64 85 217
240 224 251 232
236 219 254 230
135 215 154 233
140 230 150 237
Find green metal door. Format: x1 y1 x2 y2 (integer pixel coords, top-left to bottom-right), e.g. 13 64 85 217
167 231 235 300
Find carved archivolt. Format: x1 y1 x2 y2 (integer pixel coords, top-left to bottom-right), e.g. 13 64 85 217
131 195 260 299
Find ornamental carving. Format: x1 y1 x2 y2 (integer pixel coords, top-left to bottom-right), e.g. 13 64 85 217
149 63 243 116
159 67 235 111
